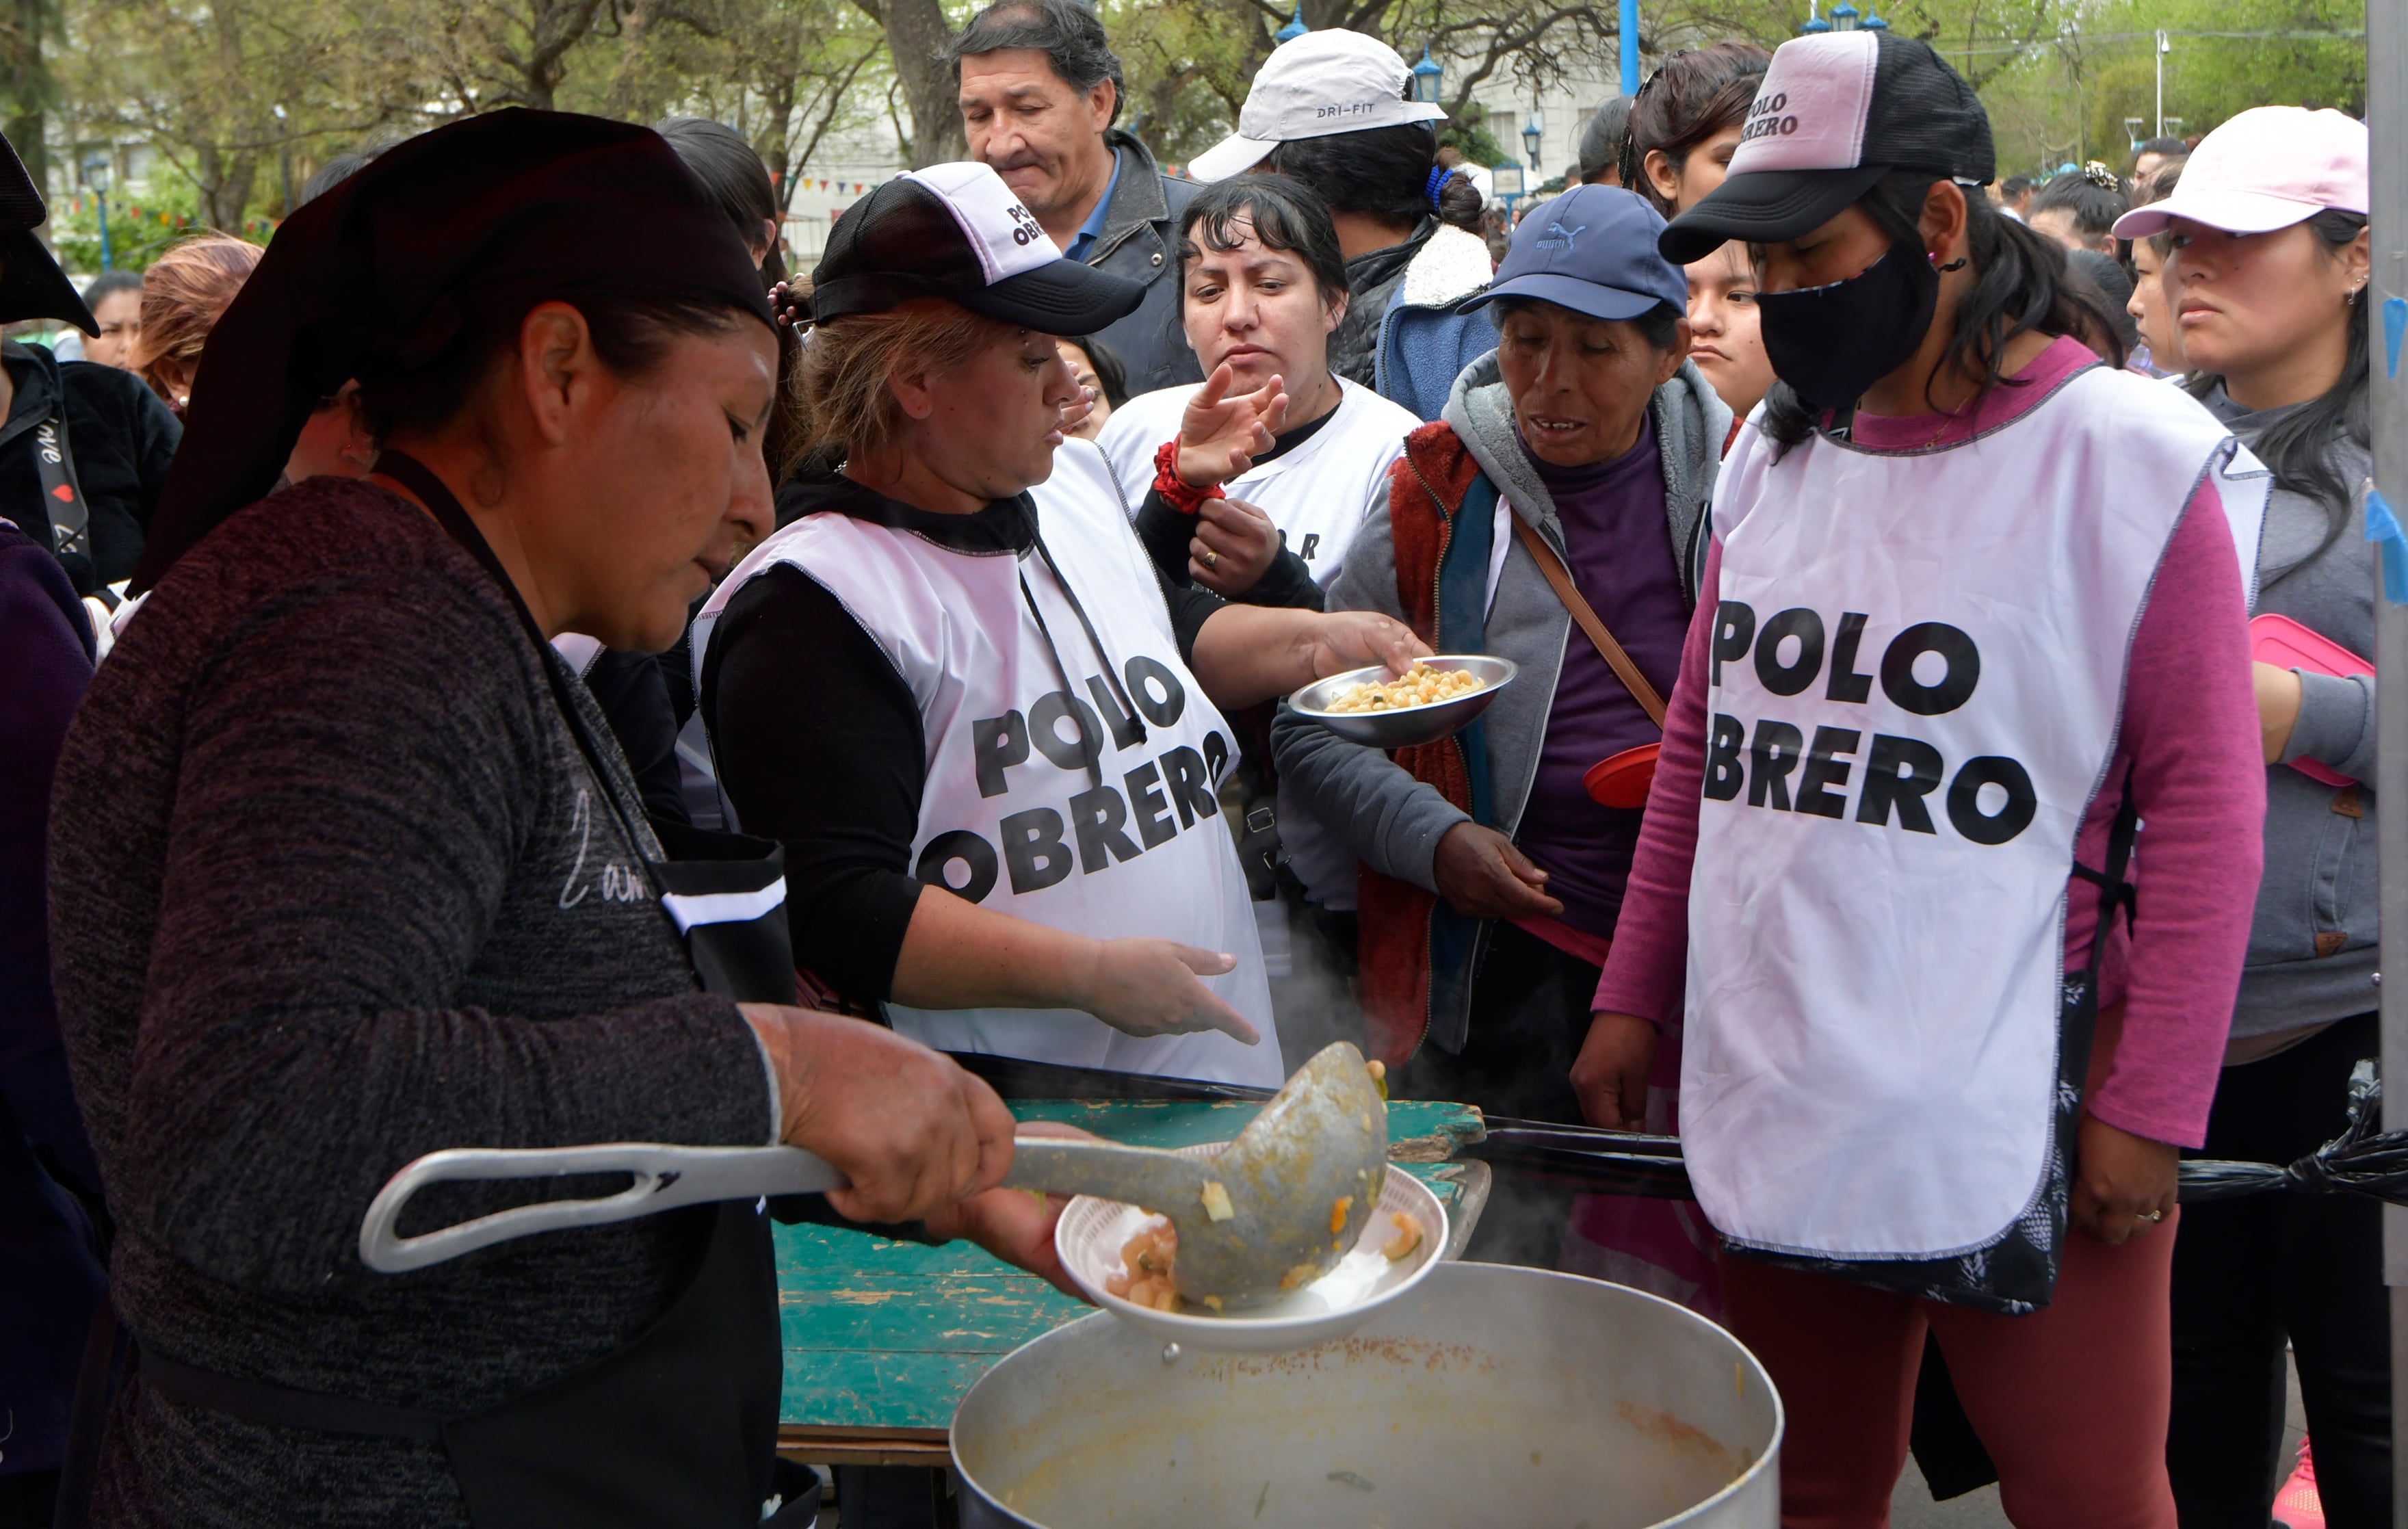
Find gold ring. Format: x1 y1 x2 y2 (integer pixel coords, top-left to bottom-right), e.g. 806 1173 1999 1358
1201 549 1219 569
2139 1209 2164 1223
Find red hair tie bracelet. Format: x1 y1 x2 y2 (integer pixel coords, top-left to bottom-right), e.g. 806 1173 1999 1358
1152 437 1225 516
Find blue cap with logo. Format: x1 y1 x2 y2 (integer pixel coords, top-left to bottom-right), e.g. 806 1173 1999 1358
1460 185 1687 323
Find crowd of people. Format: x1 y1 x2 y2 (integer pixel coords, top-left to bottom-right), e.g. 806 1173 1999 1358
0 3 2389 1528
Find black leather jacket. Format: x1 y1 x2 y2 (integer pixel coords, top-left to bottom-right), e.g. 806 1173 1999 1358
1082 130 1204 395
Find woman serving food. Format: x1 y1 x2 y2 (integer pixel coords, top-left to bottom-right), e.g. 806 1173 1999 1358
695 163 1424 1090
47 114 1075 1528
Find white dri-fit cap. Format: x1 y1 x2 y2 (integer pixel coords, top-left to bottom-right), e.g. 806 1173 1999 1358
1187 30 1450 183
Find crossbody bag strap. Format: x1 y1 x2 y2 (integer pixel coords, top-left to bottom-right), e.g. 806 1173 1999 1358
36 405 111 603
2068 776 2141 974
1509 514 1666 726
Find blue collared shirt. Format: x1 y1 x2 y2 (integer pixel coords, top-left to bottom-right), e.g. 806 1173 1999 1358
1062 153 1123 263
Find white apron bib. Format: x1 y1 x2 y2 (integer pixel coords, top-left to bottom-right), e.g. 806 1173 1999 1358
697 441 1281 1088
1686 362 2266 1264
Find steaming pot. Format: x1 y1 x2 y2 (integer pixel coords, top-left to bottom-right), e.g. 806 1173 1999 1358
951 1260 1781 1528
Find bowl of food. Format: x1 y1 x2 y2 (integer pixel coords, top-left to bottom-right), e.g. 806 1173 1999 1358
1055 1140 1447 1355
1287 655 1517 749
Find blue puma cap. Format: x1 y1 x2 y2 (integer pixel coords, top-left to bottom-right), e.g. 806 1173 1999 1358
1461 184 1687 323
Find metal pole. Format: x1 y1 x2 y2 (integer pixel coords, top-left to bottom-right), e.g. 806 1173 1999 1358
2154 29 2167 139
273 104 292 220
2366 2 2408 1523
94 187 110 273
1619 0 1638 97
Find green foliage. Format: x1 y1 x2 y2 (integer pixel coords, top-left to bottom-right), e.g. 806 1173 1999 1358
1441 119 1508 170
1098 0 1266 162
50 177 206 274
2071 0 2364 156
40 0 2365 248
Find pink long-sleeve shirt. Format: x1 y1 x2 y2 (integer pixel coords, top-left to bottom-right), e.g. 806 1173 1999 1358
1592 338 2264 1150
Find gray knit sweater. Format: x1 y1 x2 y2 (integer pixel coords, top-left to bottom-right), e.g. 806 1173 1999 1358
47 478 776 1526
2204 385 2382 1041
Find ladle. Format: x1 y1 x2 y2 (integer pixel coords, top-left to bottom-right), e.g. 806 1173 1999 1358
359 1042 1389 1309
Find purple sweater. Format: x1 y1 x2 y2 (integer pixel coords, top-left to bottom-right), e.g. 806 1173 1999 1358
0 522 105 1477
1593 338 2264 1149
1513 414 1690 941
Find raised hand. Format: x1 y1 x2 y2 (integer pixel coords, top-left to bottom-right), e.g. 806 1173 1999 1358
1176 363 1289 488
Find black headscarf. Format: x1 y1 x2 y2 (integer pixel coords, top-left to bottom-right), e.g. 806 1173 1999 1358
131 109 774 594
0 129 98 336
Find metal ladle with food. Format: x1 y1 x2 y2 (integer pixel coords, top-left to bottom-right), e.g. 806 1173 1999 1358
358 1042 1436 1339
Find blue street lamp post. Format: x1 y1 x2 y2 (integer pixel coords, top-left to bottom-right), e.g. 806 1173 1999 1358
82 155 112 273
1802 1 1883 34
1411 47 1443 106
1274 4 1306 42
1620 0 1638 96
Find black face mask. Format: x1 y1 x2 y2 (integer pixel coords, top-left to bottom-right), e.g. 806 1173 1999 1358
1755 244 1939 413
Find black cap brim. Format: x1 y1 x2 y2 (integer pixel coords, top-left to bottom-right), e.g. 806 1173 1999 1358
1658 164 1887 265
961 259 1144 333
812 259 1145 334
0 228 98 335
812 250 1143 336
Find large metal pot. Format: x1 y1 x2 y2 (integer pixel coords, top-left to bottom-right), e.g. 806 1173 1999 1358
952 1261 1781 1528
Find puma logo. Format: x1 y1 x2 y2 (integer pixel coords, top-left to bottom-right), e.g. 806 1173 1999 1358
1537 221 1586 251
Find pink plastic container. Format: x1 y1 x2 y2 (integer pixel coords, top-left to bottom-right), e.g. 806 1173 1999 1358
2249 612 2373 787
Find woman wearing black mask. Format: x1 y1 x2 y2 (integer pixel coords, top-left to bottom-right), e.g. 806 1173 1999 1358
1572 33 2268 1522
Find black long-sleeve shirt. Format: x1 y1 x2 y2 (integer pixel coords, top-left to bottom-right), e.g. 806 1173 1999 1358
1126 404 1340 612
703 474 1219 1004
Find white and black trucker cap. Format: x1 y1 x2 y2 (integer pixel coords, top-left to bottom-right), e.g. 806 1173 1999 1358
1658 31 1993 265
810 161 1144 331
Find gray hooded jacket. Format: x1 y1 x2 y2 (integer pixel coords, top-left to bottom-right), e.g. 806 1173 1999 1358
1272 351 1728 922
2206 385 2381 1045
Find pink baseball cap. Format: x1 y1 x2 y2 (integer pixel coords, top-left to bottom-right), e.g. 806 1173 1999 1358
2111 107 2366 241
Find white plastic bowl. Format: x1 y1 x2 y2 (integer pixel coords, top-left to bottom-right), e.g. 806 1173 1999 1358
1054 1140 1447 1355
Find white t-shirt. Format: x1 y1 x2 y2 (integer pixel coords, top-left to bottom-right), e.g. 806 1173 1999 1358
1097 376 1419 590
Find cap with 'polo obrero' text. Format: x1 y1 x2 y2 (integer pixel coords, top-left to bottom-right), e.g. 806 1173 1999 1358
1658 31 1992 266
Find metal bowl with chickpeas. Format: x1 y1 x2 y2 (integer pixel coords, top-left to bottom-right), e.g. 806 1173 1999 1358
1287 655 1518 749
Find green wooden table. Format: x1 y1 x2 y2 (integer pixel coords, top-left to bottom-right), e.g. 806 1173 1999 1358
774 1098 1487 1465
